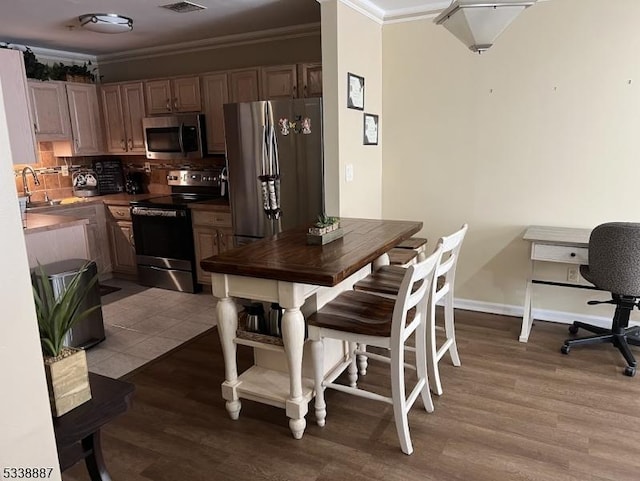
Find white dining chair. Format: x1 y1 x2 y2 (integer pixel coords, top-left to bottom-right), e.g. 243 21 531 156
353 224 468 395
308 244 443 455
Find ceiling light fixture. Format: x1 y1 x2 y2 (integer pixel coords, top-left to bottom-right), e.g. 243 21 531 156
78 13 133 34
434 1 537 54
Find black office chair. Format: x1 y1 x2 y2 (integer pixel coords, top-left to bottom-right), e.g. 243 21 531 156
561 222 640 376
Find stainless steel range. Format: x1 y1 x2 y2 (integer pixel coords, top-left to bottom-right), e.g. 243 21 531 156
130 168 226 293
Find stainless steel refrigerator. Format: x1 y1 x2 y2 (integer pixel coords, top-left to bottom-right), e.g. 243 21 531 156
223 98 324 244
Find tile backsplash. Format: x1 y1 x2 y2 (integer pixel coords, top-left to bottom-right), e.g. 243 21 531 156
14 142 225 201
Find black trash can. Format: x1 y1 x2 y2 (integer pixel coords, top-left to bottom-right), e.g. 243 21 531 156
31 259 105 349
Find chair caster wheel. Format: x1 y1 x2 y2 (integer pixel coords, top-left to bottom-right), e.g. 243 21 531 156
568 325 579 335
561 344 570 355
624 366 636 377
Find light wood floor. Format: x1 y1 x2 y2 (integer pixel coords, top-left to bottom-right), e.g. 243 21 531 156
63 309 640 481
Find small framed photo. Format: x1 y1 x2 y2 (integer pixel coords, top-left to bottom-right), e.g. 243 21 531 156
363 113 379 145
347 72 365 110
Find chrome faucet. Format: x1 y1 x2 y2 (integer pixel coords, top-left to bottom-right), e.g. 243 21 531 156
21 166 40 203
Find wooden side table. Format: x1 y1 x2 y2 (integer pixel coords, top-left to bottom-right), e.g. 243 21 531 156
53 372 134 481
520 225 592 342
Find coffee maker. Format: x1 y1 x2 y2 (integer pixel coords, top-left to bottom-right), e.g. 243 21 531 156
125 172 144 194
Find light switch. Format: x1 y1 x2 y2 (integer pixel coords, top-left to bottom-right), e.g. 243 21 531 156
345 164 354 182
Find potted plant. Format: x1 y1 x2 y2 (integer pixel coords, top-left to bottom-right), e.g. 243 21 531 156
307 214 343 245
32 261 99 416
308 214 341 236
49 61 96 83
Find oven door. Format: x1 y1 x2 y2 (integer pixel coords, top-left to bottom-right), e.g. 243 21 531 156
131 206 198 292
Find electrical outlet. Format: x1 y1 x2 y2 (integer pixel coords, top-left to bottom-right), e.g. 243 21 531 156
567 267 579 283
144 162 151 173
61 165 69 177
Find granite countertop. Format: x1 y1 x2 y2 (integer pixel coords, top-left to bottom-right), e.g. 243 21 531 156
189 198 231 210
24 193 162 212
23 213 88 235
100 193 160 205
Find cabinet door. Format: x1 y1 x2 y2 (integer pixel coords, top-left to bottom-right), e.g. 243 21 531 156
172 77 201 112
299 63 322 98
66 83 103 155
261 65 298 99
58 204 110 276
145 79 172 115
193 227 219 284
0 49 38 164
121 82 146 152
108 220 137 275
201 73 229 154
28 81 71 141
100 84 126 153
218 227 234 254
229 69 260 103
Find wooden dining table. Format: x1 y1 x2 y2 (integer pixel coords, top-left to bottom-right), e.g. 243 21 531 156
201 217 422 439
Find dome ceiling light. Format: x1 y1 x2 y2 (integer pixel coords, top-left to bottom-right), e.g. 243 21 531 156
78 13 133 34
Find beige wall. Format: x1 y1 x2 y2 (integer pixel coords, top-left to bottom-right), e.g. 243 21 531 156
320 0 383 219
0 78 61 477
99 34 322 82
382 0 640 320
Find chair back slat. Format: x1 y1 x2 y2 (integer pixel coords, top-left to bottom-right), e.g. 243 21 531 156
391 243 443 347
433 224 468 298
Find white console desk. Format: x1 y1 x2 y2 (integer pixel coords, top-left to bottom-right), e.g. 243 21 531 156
520 225 592 342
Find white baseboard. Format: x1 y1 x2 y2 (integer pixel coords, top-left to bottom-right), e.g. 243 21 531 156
449 298 619 329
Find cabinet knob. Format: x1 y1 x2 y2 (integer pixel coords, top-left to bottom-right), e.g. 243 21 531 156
128 138 133 149
292 85 297 98
33 123 38 133
173 98 178 110
166 99 171 111
120 139 126 150
74 138 79 149
570 252 576 257
303 84 308 98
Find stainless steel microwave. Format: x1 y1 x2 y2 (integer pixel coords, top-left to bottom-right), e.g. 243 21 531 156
143 113 207 160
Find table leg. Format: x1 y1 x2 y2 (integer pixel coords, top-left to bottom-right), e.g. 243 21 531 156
82 431 111 481
281 305 307 439
520 267 534 342
217 296 241 420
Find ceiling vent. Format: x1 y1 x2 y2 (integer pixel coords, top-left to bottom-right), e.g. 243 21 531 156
160 1 207 13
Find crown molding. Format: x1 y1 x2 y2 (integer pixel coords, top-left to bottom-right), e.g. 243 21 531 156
30 46 97 65
325 0 548 25
323 0 385 24
0 43 97 65
98 23 321 65
321 0 447 23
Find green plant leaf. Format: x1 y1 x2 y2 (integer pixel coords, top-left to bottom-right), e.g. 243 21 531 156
32 261 99 357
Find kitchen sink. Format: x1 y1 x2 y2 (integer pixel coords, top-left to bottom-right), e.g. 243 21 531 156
26 199 63 210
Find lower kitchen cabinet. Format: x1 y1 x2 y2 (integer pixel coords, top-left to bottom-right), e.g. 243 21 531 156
44 203 111 279
191 207 233 285
105 204 137 278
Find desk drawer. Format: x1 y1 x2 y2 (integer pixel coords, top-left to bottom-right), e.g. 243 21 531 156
532 244 588 264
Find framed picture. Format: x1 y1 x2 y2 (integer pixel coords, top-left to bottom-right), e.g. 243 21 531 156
363 113 379 145
347 72 365 110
